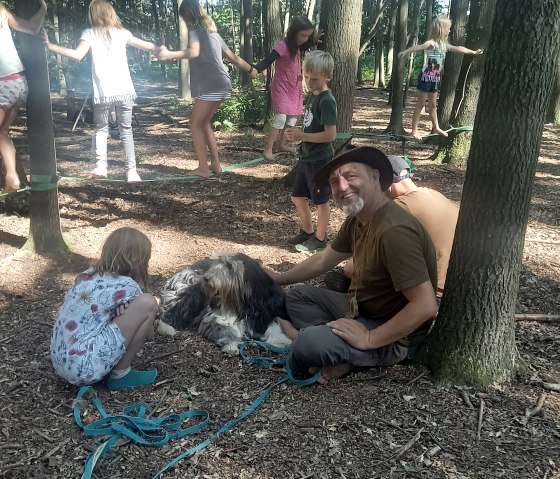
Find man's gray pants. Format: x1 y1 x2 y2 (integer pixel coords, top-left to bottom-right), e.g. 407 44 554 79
286 285 408 376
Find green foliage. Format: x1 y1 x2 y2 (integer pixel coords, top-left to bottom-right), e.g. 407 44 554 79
212 87 266 130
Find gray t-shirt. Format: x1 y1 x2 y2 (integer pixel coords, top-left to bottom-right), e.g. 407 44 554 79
188 30 232 97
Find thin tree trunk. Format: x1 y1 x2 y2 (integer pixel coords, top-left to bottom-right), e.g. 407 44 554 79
51 0 67 95
177 0 191 99
419 0 560 386
320 0 363 136
358 0 384 57
229 0 238 52
546 60 560 125
386 0 398 80
151 0 167 80
431 0 497 166
240 0 253 86
424 0 433 40
386 0 408 134
16 0 67 254
437 0 469 129
403 0 424 100
373 10 385 88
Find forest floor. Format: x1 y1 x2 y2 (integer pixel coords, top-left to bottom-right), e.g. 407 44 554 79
0 81 559 479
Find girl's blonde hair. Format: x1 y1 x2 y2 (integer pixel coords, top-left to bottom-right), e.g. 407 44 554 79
94 227 152 289
430 17 452 49
0 3 8 28
88 0 123 45
179 0 216 32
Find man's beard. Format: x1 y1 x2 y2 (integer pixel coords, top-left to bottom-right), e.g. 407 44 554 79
342 196 364 216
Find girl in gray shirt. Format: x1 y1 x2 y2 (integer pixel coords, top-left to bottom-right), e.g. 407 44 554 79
158 0 255 178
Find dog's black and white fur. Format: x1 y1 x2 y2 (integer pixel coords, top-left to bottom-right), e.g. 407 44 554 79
158 253 291 354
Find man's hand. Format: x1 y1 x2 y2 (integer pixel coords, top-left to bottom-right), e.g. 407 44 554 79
327 318 371 350
285 127 304 142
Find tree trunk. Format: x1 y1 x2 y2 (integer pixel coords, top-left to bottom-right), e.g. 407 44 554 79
424 0 433 40
16 0 67 255
262 0 283 121
240 0 253 86
358 0 384 57
403 0 424 100
386 0 398 80
418 0 560 386
436 0 469 129
546 59 560 124
386 0 408 134
51 0 68 96
431 0 497 166
151 0 167 80
319 0 363 136
373 7 386 88
176 0 191 99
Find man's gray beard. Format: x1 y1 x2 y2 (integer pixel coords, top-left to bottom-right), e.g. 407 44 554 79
342 197 364 216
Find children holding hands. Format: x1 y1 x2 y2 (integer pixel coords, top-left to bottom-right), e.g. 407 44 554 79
398 16 483 140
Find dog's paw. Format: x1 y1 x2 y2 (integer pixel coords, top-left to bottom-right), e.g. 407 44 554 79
157 321 177 337
221 342 240 355
262 322 292 347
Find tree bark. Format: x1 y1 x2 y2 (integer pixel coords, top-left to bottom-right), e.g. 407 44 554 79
386 0 408 134
546 59 560 125
373 5 386 88
386 0 398 80
240 0 253 86
150 0 167 80
424 0 433 40
418 0 560 386
16 0 67 255
436 0 469 129
358 0 384 57
403 0 424 100
176 0 191 99
50 0 68 95
319 0 363 136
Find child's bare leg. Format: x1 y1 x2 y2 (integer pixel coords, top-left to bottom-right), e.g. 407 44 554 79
202 100 223 175
278 128 296 153
112 293 158 371
264 126 281 160
411 91 427 140
292 196 314 234
315 202 330 242
427 92 447 137
189 99 222 178
0 105 21 192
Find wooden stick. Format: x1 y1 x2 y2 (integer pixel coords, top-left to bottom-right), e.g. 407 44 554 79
141 347 184 365
515 314 560 323
394 427 424 460
523 393 547 425
460 389 474 409
542 383 560 393
476 398 485 440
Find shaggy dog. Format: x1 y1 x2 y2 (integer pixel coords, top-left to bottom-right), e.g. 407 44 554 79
158 253 291 354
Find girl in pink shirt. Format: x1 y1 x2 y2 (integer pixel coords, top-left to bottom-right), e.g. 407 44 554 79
252 16 316 161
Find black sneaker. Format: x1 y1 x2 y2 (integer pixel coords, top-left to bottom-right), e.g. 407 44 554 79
295 235 327 253
287 229 315 245
324 270 351 293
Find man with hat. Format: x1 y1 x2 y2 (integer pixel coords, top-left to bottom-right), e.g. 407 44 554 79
272 146 439 384
326 154 459 298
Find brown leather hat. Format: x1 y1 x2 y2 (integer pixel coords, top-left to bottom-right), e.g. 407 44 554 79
314 145 394 191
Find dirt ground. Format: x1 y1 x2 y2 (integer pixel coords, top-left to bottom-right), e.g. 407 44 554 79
0 82 559 479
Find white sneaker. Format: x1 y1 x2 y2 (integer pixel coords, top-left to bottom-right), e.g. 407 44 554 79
127 169 142 183
90 167 107 179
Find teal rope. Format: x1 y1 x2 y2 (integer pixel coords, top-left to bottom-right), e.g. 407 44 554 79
73 340 319 479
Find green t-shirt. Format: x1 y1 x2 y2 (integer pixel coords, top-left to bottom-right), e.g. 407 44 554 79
330 201 437 323
299 89 337 162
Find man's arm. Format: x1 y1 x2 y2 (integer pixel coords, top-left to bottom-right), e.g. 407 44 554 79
271 245 351 286
327 280 438 350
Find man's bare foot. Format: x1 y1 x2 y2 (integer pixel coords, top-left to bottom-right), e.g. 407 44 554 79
184 168 210 179
411 130 423 141
433 128 449 137
310 363 354 385
3 174 21 192
277 143 296 154
277 318 299 340
263 150 275 161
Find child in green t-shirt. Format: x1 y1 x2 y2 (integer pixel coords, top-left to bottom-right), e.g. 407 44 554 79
285 50 337 253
